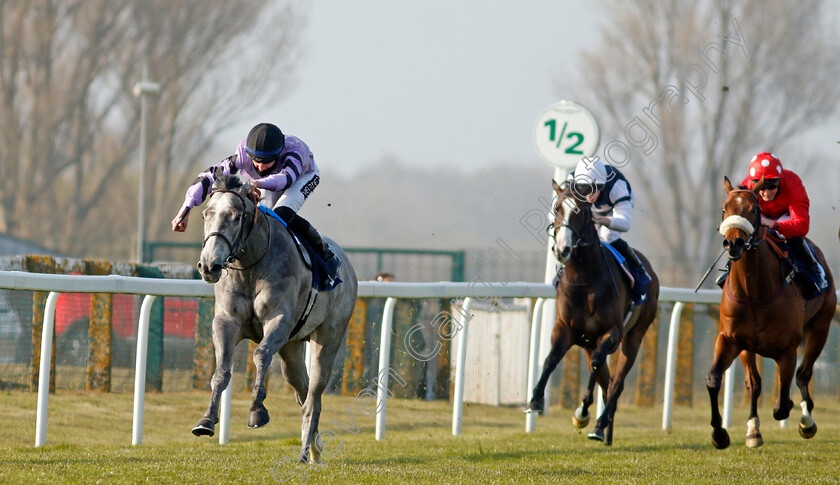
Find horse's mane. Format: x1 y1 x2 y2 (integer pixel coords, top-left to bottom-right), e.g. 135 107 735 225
211 169 247 192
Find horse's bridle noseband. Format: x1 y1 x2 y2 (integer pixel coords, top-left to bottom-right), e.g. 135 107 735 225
203 187 267 270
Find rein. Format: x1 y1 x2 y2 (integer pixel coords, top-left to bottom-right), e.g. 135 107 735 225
203 187 270 271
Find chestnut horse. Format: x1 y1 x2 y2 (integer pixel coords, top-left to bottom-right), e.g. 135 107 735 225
708 177 836 449
527 180 660 445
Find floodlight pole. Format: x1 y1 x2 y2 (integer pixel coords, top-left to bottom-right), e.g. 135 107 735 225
133 68 161 263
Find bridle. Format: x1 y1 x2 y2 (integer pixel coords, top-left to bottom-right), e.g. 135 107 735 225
721 189 764 253
551 194 620 295
202 186 269 270
549 195 598 254
721 189 796 306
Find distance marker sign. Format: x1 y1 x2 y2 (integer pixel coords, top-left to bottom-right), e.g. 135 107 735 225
533 101 600 169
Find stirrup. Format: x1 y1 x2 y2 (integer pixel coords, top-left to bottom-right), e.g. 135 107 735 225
715 271 728 289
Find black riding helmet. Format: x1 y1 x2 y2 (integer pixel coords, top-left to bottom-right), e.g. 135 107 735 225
246 123 285 163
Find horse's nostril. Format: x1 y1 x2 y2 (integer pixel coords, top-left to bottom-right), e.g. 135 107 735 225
723 240 730 249
197 261 203 270
561 247 571 258
211 263 223 274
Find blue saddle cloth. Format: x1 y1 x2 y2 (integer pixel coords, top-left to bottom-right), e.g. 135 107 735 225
259 206 341 292
603 241 649 304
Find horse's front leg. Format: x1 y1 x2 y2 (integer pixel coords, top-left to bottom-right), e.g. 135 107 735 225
706 333 740 449
740 351 763 448
193 316 239 437
573 354 609 430
591 320 649 446
583 327 619 442
527 324 572 414
248 315 291 429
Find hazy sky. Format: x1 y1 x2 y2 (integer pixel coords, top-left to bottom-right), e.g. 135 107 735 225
220 1 599 176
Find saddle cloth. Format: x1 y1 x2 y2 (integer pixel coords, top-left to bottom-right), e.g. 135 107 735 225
601 242 634 287
259 206 342 292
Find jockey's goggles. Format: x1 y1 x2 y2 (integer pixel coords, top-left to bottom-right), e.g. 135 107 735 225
572 183 603 198
249 154 279 165
753 179 779 190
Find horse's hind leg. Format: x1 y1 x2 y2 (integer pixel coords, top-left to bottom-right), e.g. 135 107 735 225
527 327 572 414
772 349 796 422
193 318 238 437
706 333 741 449
795 309 831 439
740 351 763 448
299 325 345 464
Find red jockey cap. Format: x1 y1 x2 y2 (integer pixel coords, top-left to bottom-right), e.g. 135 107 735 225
748 152 783 180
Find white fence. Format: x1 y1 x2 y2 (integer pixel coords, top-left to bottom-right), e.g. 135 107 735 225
0 270 810 447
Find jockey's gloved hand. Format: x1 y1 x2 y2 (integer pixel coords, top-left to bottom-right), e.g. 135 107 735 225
759 215 779 230
592 214 610 227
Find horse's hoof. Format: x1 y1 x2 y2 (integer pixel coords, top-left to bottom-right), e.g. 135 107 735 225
572 408 590 429
192 418 216 437
799 422 817 439
773 400 794 421
248 408 270 428
526 399 544 415
745 432 763 448
587 428 605 442
711 427 730 449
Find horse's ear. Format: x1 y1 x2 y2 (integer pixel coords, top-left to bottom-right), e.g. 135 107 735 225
752 176 766 195
211 166 226 184
723 176 733 193
552 179 568 195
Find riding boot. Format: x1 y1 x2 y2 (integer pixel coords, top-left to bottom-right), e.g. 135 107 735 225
788 237 828 297
610 238 650 304
275 207 341 277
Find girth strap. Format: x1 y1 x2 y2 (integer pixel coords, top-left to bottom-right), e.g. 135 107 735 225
289 288 318 339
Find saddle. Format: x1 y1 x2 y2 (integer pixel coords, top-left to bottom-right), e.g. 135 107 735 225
765 233 826 300
259 206 341 292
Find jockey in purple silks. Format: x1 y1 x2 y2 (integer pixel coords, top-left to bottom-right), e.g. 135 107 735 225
171 122 339 276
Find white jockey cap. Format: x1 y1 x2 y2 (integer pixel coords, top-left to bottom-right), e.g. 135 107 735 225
573 157 608 186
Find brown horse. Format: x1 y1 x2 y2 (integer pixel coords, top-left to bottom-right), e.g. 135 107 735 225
526 180 660 445
708 177 836 449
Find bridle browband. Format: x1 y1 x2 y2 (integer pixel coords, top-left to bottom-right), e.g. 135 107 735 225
202 187 269 271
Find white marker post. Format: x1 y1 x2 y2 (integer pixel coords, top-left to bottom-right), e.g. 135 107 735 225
531 101 600 417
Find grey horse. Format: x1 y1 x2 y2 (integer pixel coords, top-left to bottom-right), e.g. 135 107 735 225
191 173 358 464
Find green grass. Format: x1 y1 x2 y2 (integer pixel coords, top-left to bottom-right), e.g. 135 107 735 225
2 389 840 484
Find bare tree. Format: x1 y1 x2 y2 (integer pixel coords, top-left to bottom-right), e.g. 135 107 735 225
0 0 302 259
565 0 840 285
